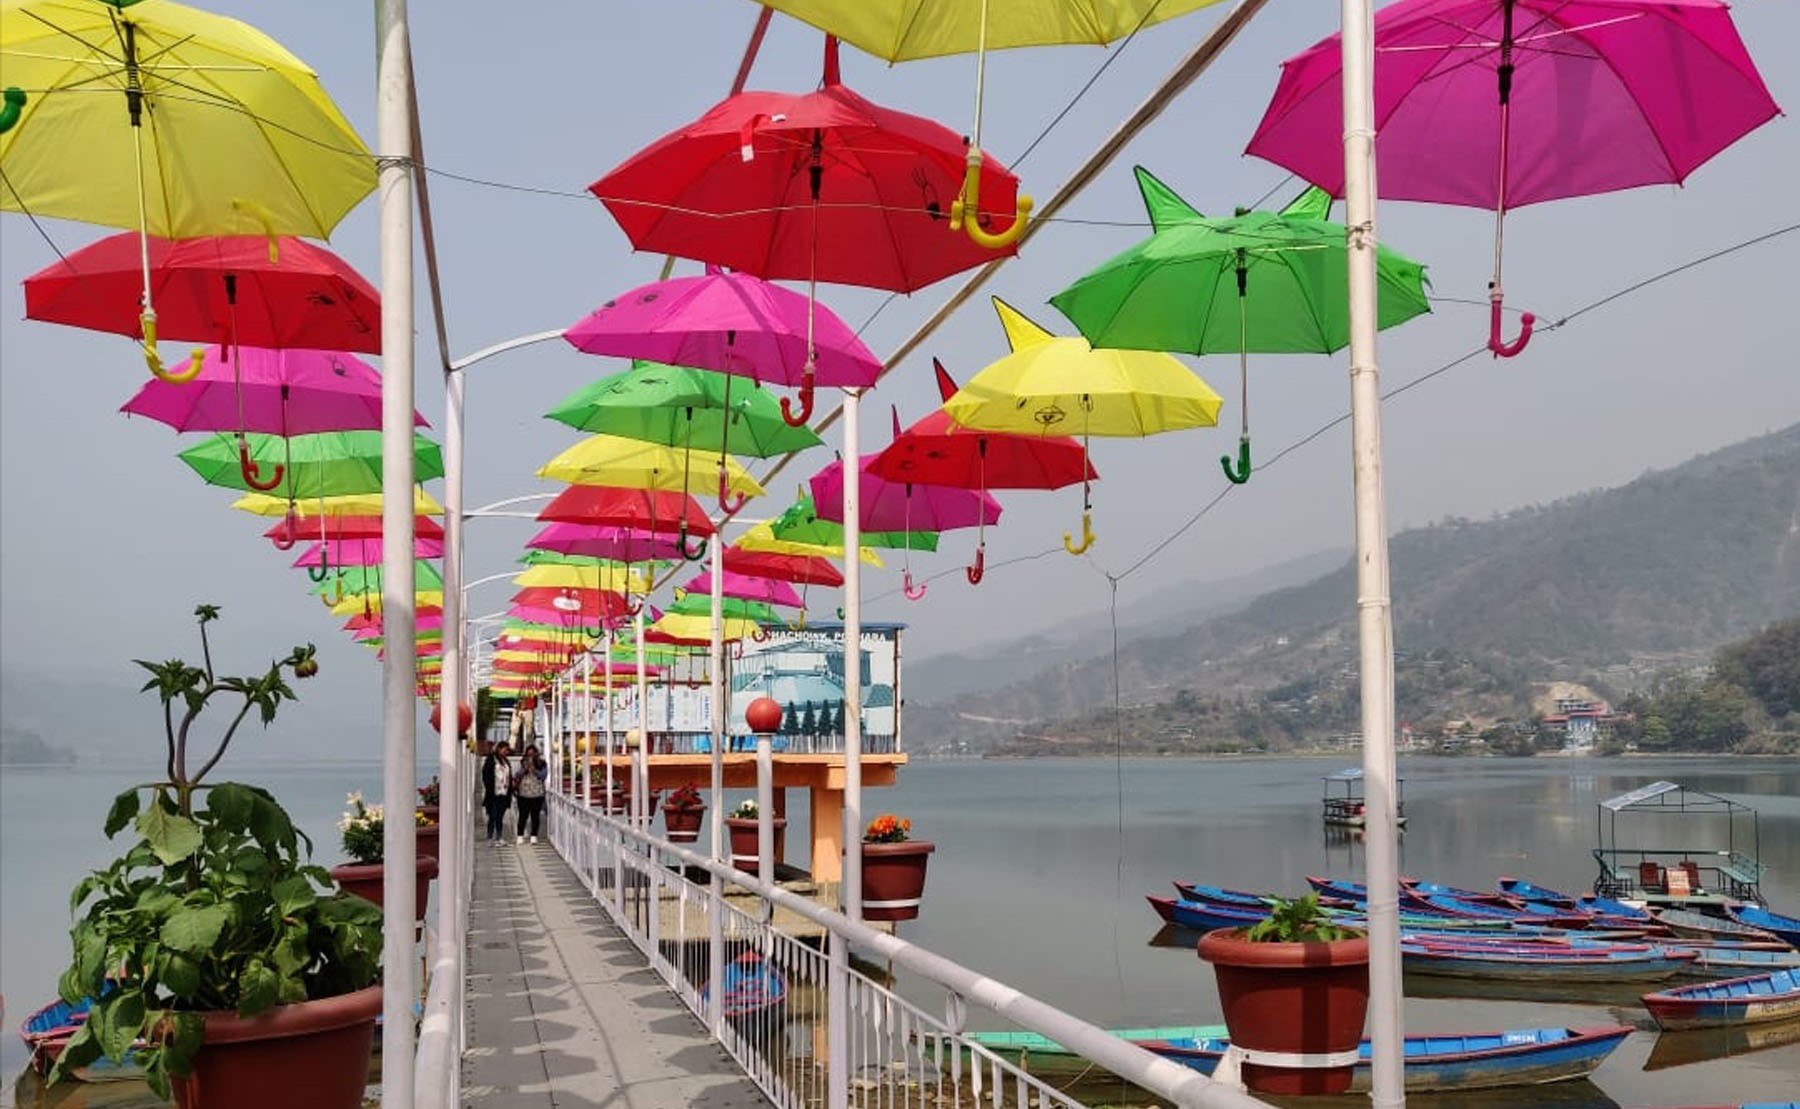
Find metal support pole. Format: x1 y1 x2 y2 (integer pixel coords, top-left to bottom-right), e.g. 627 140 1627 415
842 388 863 919
707 535 727 1031
756 730 773 883
604 630 615 813
635 604 648 830
582 653 594 809
1340 0 1405 1105
436 328 466 1109
374 1 416 1103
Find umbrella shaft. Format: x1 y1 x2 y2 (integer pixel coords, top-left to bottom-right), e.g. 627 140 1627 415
969 0 990 151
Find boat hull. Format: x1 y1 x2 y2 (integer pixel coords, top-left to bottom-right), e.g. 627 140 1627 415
1404 946 1694 983
1643 969 1800 1031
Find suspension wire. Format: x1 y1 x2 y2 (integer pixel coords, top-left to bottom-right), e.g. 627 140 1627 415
1009 0 1169 170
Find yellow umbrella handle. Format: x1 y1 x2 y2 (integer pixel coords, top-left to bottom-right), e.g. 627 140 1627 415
0 88 25 133
1063 511 1095 556
232 197 282 263
949 150 1032 250
140 312 205 383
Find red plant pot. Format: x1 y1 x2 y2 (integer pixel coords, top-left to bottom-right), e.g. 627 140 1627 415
725 816 787 875
861 840 935 921
415 819 439 864
663 803 704 844
329 855 439 924
1196 928 1370 1095
170 984 381 1109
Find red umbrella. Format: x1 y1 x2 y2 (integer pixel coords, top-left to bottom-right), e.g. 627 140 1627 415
24 233 380 381
592 36 1020 295
526 523 688 563
537 485 715 558
723 545 843 588
509 588 633 623
869 359 1097 583
265 514 444 545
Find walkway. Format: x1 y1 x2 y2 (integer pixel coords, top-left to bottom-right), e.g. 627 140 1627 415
462 837 773 1109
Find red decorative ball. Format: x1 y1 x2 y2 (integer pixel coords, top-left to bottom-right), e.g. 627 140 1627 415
745 696 783 735
429 701 473 735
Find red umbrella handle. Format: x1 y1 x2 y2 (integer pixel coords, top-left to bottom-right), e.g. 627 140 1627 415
1488 297 1535 358
780 374 815 427
751 625 769 643
903 569 927 601
239 438 286 491
717 467 748 514
965 546 986 586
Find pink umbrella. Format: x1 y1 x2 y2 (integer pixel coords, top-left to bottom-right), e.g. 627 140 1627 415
121 346 427 433
809 449 1002 600
294 537 443 569
346 612 442 633
1245 0 1779 357
563 265 883 427
679 569 806 610
527 523 688 563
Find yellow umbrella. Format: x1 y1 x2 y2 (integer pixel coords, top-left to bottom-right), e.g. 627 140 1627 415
512 563 652 595
944 297 1221 553
330 590 444 618
537 434 765 499
737 521 885 568
233 489 445 518
0 0 375 379
649 611 762 645
751 0 1226 247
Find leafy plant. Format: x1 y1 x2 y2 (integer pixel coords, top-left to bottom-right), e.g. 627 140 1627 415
730 798 759 819
1243 894 1360 943
666 783 703 811
417 776 441 808
864 813 912 843
49 607 381 1099
338 791 429 864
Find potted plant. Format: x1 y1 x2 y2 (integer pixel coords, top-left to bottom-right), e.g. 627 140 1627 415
48 605 384 1109
415 777 441 861
1196 894 1369 1095
662 783 705 844
330 793 438 924
860 814 935 922
724 799 785 875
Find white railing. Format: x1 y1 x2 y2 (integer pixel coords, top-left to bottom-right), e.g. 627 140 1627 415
414 744 476 1109
546 792 1271 1109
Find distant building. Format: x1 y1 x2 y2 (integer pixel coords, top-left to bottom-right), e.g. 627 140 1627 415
1542 698 1628 750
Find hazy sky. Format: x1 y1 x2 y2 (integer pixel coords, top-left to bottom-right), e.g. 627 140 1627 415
2 0 1796 749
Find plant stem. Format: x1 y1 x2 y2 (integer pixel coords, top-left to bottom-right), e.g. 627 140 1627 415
190 697 257 787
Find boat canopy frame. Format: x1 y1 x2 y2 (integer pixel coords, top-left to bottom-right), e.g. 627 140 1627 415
1592 780 1762 906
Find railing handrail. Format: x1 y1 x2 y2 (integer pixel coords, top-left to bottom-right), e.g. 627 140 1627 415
552 793 1271 1109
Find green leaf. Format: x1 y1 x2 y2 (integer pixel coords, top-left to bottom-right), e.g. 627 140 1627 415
160 904 228 953
165 1011 203 1070
104 788 142 838
162 953 201 998
246 791 297 853
136 805 204 865
90 989 147 1062
272 874 317 916
71 922 108 999
207 782 256 831
46 1020 102 1086
237 959 279 1015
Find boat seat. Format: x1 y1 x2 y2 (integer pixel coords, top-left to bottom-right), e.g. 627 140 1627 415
1665 867 1692 898
1639 861 1666 893
1679 860 1702 894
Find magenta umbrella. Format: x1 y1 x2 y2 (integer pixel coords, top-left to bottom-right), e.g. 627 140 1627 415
293 537 444 569
527 523 689 564
1245 0 1779 357
680 569 805 610
809 451 1001 600
563 265 883 429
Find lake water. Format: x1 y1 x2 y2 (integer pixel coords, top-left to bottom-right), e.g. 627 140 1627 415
5 755 1798 1106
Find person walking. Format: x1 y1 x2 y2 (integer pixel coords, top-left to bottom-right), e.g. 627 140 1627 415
515 743 547 844
481 741 514 846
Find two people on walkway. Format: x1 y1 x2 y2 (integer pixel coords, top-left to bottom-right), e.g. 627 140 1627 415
481 742 548 844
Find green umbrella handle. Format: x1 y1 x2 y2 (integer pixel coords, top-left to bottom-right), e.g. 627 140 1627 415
239 439 286 491
307 563 329 583
1220 437 1252 485
676 525 708 562
0 88 25 134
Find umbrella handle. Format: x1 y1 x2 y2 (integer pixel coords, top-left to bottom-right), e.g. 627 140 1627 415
307 563 329 583
949 150 1032 250
269 509 299 551
717 469 749 514
835 606 845 620
1220 436 1252 485
965 546 986 585
622 594 643 617
239 439 286 491
779 377 815 427
789 610 807 632
751 625 769 643
903 570 927 601
676 526 709 562
140 313 205 384
1488 296 1535 358
1063 512 1095 556
0 88 25 133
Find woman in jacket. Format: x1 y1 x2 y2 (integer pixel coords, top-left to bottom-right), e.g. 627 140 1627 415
481 741 514 845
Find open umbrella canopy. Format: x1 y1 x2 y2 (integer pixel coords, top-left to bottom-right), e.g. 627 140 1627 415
311 561 443 596
536 485 714 537
547 362 822 457
233 487 444 519
724 545 844 587
0 0 375 238
27 234 381 353
945 298 1222 437
537 434 764 499
667 593 781 624
871 361 1098 491
809 454 1001 533
509 587 635 621
766 489 939 551
525 523 688 564
738 520 885 567
345 611 441 633
752 0 1226 59
121 346 420 434
512 562 652 595
591 36 1021 292
266 513 444 544
679 570 805 610
180 430 443 498
294 537 442 568
329 590 443 617
648 612 764 645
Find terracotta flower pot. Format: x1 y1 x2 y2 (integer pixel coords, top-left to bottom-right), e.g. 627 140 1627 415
415 819 439 863
170 984 381 1109
418 804 440 823
663 803 704 844
861 840 935 921
725 816 786 875
1196 928 1370 1095
329 855 439 924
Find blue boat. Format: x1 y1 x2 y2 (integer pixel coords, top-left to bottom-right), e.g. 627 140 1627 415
1171 882 1272 908
1669 944 1800 978
1577 894 1654 921
1727 905 1800 949
1146 1024 1630 1093
1403 941 1696 982
1498 876 1578 907
1642 967 1800 1031
700 951 788 1021
1654 906 1782 943
1146 895 1267 932
18 994 145 1081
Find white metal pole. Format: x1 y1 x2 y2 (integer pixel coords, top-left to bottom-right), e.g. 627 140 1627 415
756 730 773 882
1340 1 1404 1105
437 343 465 1105
604 629 615 812
634 605 649 831
707 535 728 1031
582 653 594 809
374 1 416 1103
842 388 863 919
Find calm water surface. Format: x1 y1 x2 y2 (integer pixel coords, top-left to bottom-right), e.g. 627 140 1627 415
4 755 1797 1107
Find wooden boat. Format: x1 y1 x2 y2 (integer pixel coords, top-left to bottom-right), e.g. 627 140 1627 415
1726 905 1800 949
700 951 787 1021
18 995 145 1081
1170 882 1271 908
1578 894 1655 921
1642 968 1800 1031
1403 941 1696 982
962 1024 1226 1076
1402 890 1588 929
1655 906 1782 943
1672 944 1800 978
1643 1013 1800 1071
1146 896 1269 933
1498 876 1578 908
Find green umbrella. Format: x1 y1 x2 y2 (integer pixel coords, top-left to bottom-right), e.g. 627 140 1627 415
770 490 939 552
310 560 443 596
517 549 672 572
548 361 823 458
179 430 444 498
667 593 780 625
1050 168 1431 483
